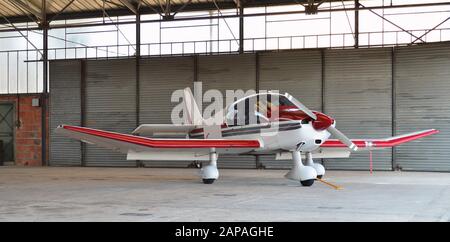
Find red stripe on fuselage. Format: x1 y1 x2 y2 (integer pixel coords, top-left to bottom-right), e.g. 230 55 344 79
63 125 261 148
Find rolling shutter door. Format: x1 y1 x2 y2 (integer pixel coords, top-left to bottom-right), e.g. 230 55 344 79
323 48 392 170
394 44 450 171
49 60 82 166
84 59 136 167
139 56 194 167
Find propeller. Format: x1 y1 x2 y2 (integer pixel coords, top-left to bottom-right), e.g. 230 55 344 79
327 125 358 151
285 93 358 151
285 93 317 120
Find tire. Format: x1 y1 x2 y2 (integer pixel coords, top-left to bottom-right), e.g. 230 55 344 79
202 179 215 184
300 179 315 186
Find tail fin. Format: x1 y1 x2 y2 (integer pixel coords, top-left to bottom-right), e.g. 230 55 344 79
183 87 223 139
183 87 203 125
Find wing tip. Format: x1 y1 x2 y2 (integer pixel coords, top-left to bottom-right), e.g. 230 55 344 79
55 124 66 132
321 128 439 149
411 129 440 138
378 128 439 147
430 129 440 135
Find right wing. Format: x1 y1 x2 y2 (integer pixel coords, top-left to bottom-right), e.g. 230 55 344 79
55 125 262 160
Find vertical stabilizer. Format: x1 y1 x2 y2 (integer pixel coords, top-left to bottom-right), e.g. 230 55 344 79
183 87 203 125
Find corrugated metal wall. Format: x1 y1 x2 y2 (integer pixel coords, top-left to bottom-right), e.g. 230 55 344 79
258 50 323 169
394 44 450 171
198 54 257 168
84 59 137 167
49 60 82 166
323 48 393 170
139 56 194 167
49 43 450 171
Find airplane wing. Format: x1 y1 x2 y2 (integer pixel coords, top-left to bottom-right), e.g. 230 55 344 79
321 129 438 150
315 129 439 158
55 125 262 160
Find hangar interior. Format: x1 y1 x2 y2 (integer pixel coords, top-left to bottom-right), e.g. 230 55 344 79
0 0 449 171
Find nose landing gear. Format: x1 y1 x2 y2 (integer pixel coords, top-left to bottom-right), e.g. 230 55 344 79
300 179 315 187
285 151 317 186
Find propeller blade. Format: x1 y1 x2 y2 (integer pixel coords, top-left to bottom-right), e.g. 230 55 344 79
327 125 358 151
285 93 317 120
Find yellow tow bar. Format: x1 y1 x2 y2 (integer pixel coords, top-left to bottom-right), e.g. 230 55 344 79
316 178 343 190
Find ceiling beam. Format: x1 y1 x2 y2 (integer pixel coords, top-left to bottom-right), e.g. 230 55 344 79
49 0 77 22
173 0 192 16
8 0 43 21
2 0 450 26
118 0 139 15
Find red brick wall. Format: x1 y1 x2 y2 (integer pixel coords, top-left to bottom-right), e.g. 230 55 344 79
0 94 48 166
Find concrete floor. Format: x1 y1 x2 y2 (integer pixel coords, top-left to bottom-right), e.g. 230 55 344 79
1 167 450 221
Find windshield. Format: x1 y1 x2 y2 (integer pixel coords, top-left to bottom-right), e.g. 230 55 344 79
225 93 299 126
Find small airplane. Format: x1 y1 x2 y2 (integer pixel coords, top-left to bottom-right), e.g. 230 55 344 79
56 88 438 186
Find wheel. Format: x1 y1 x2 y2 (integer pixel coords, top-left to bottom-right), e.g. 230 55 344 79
300 179 315 186
203 179 215 184
317 175 323 179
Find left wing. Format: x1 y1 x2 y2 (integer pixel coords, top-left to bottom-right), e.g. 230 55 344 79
321 129 439 150
314 129 439 158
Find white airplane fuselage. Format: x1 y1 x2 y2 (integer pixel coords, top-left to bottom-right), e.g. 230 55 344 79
188 120 332 154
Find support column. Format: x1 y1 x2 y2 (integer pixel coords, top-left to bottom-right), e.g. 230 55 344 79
238 3 244 54
255 52 263 169
41 0 48 166
193 55 198 83
80 60 86 166
391 47 396 171
355 0 359 48
136 12 141 167
136 13 141 127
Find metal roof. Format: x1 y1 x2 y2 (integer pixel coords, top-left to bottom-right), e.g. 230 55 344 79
0 0 321 24
6 0 445 27
0 0 234 17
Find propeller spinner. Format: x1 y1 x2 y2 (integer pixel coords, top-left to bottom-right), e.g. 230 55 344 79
286 93 358 151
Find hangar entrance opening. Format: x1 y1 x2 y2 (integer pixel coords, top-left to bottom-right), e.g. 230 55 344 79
49 44 450 172
0 103 14 165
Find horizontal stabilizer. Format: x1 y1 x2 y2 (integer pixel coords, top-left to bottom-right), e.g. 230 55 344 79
132 124 196 136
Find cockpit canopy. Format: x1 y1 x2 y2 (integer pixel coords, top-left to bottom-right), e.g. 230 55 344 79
225 93 312 126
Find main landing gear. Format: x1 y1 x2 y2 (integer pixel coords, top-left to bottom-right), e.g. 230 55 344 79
285 151 317 186
285 151 325 186
201 148 219 184
305 152 325 179
200 149 325 187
